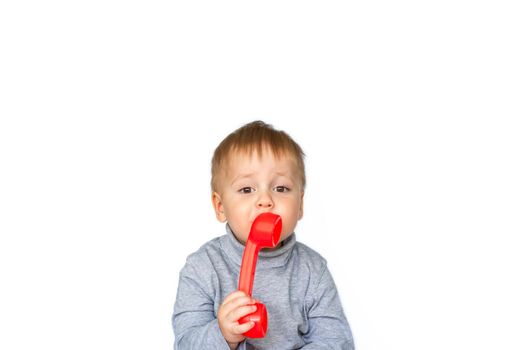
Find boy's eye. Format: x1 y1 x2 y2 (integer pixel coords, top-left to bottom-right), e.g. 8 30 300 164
238 187 254 194
274 186 290 193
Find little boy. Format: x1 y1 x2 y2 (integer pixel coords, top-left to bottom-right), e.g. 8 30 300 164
172 121 354 349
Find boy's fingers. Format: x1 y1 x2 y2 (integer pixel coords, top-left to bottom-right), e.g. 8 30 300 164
229 304 257 323
223 295 255 314
233 321 255 335
222 298 255 322
222 290 249 305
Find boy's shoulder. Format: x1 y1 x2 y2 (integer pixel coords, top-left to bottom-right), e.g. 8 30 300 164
183 235 225 266
294 240 326 261
292 239 329 275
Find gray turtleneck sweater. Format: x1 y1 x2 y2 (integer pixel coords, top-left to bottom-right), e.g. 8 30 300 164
172 226 354 350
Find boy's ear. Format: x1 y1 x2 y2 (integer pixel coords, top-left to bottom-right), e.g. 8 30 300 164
298 191 304 220
211 192 227 222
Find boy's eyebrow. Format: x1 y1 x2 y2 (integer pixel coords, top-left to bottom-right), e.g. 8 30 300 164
231 171 293 185
275 171 291 177
231 173 255 184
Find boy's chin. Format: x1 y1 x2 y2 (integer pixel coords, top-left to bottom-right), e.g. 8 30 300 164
232 233 247 245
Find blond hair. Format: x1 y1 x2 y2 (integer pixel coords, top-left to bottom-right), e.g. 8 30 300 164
211 121 306 192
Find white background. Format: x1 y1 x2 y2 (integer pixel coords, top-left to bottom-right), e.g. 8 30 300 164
1 1 521 349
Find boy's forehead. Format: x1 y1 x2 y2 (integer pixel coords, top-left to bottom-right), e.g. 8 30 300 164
219 149 297 181
225 148 296 170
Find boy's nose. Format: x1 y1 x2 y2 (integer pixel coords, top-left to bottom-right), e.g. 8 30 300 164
256 192 273 209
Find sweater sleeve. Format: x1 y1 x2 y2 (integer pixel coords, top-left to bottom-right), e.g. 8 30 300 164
301 264 355 350
172 259 230 350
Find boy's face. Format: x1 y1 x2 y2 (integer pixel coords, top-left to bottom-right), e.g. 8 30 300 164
212 148 304 246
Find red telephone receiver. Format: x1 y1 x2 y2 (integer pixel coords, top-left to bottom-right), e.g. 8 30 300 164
237 212 282 338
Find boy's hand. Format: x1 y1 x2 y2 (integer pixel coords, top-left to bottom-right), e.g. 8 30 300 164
217 290 257 349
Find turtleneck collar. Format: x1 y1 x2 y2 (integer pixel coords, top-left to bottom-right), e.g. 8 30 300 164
220 223 296 270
